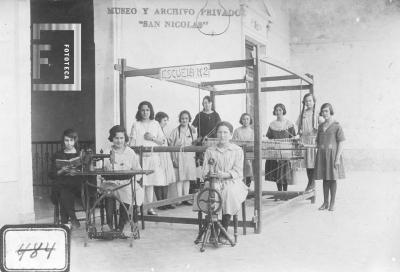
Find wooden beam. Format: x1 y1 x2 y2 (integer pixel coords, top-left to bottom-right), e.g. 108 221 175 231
123 59 253 77
143 194 194 210
131 145 208 153
141 215 256 228
261 191 316 219
214 84 312 95
261 84 312 92
260 57 314 85
247 190 313 198
253 45 262 234
201 78 246 86
214 89 247 95
261 75 299 82
118 59 127 128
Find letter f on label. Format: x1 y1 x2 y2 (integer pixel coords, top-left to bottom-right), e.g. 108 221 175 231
32 24 51 80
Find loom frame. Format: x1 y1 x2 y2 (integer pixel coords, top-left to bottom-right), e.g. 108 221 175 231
114 46 315 234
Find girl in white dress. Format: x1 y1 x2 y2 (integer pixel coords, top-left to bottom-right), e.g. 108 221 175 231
296 93 324 191
170 110 197 205
129 101 165 216
232 113 254 187
154 111 176 209
196 121 248 243
103 125 144 231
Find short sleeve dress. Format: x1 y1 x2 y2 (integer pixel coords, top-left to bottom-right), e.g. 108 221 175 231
264 120 296 185
129 120 166 186
103 146 144 206
314 121 345 180
232 126 254 178
296 108 318 168
169 125 197 181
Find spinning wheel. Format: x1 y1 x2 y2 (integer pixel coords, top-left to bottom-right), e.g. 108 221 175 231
196 187 222 214
194 159 235 252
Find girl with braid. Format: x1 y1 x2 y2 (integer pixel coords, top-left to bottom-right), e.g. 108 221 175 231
296 93 323 191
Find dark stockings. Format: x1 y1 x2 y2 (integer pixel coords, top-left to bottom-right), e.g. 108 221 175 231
305 168 315 191
276 183 288 191
118 202 130 230
217 214 231 240
245 177 252 187
322 180 337 209
329 180 337 208
59 186 79 224
154 186 168 201
105 199 131 230
322 180 330 205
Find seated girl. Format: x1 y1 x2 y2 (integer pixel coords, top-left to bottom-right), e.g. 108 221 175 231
50 128 83 229
103 125 144 232
195 121 248 242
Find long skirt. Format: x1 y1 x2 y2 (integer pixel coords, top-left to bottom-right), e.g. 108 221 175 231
142 154 165 186
159 152 176 185
265 160 294 185
176 151 197 181
300 134 317 168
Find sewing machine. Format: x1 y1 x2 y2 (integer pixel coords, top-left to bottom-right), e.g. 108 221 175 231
73 149 153 247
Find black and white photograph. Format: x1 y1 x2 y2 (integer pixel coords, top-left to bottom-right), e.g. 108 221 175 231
1 0 399 271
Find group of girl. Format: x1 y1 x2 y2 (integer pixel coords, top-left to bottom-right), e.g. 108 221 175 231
51 93 345 234
263 93 345 212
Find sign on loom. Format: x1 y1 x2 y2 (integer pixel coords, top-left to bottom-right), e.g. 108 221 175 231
160 64 210 81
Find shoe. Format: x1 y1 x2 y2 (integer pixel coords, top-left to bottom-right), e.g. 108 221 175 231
101 224 112 232
217 234 231 245
318 203 329 210
328 204 335 211
71 219 81 229
147 209 157 216
182 200 193 206
305 186 315 192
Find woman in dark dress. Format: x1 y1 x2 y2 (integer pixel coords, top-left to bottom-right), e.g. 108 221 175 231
192 95 221 141
192 96 221 192
264 104 296 192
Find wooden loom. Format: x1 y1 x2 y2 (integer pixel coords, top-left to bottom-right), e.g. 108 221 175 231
114 46 315 234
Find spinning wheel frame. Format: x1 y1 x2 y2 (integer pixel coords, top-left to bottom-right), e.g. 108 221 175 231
196 187 223 214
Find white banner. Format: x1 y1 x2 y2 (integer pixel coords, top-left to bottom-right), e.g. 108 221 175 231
160 64 210 81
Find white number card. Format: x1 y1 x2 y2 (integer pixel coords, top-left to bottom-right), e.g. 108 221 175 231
1 225 70 272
